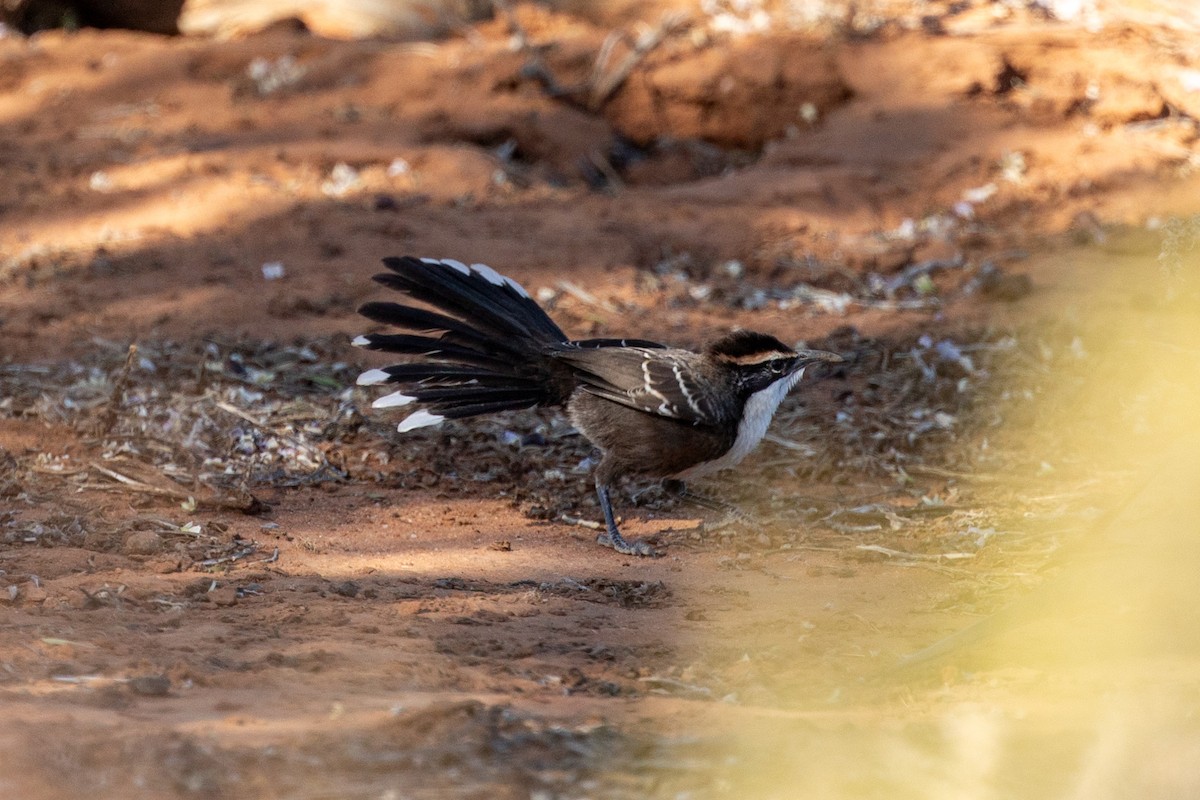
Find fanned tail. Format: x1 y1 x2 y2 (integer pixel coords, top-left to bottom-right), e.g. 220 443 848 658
354 257 571 431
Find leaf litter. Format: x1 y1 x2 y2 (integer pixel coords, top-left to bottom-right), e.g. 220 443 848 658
0 310 1118 610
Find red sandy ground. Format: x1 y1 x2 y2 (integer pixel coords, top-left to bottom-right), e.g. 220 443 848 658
2 4 1199 798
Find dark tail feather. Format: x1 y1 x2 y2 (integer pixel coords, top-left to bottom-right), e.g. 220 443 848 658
374 256 567 345
352 332 504 370
358 302 526 360
363 363 528 386
400 386 542 404
356 257 571 431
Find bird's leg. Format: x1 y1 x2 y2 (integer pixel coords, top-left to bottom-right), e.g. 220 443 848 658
594 477 657 557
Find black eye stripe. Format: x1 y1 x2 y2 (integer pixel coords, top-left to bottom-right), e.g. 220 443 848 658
735 358 795 383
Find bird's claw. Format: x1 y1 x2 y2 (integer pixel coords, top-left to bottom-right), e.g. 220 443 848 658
596 532 658 557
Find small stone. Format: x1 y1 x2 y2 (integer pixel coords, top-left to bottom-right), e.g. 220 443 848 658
331 581 360 598
206 586 239 607
149 557 184 574
24 582 48 604
261 261 286 280
123 530 162 555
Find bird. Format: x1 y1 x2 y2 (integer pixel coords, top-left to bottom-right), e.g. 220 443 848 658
353 256 842 557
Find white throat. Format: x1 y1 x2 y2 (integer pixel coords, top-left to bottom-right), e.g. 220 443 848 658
672 367 805 480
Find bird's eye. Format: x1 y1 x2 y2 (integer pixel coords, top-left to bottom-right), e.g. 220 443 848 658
771 361 786 374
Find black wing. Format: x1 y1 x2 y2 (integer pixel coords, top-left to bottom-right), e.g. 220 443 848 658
553 346 731 425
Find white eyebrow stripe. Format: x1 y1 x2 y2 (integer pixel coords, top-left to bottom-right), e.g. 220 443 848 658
728 350 796 366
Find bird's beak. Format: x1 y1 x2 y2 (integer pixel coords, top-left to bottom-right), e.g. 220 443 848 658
794 349 844 366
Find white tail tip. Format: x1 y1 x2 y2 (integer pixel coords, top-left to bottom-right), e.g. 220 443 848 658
419 257 531 298
372 391 416 409
398 409 445 433
503 275 531 299
470 262 506 286
357 368 391 386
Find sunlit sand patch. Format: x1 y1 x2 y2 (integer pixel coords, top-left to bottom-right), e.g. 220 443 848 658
700 248 1200 797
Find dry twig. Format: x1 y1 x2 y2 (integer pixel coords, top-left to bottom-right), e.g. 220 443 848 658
588 12 690 110
97 343 138 436
855 544 975 561
88 461 258 513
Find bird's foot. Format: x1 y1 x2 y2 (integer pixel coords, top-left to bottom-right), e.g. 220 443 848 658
596 530 658 557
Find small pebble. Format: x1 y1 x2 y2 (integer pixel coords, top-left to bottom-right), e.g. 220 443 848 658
123 530 162 556
261 261 286 281
206 586 239 607
332 580 361 598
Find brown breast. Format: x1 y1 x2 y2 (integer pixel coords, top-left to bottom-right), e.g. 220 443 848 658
567 390 735 483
